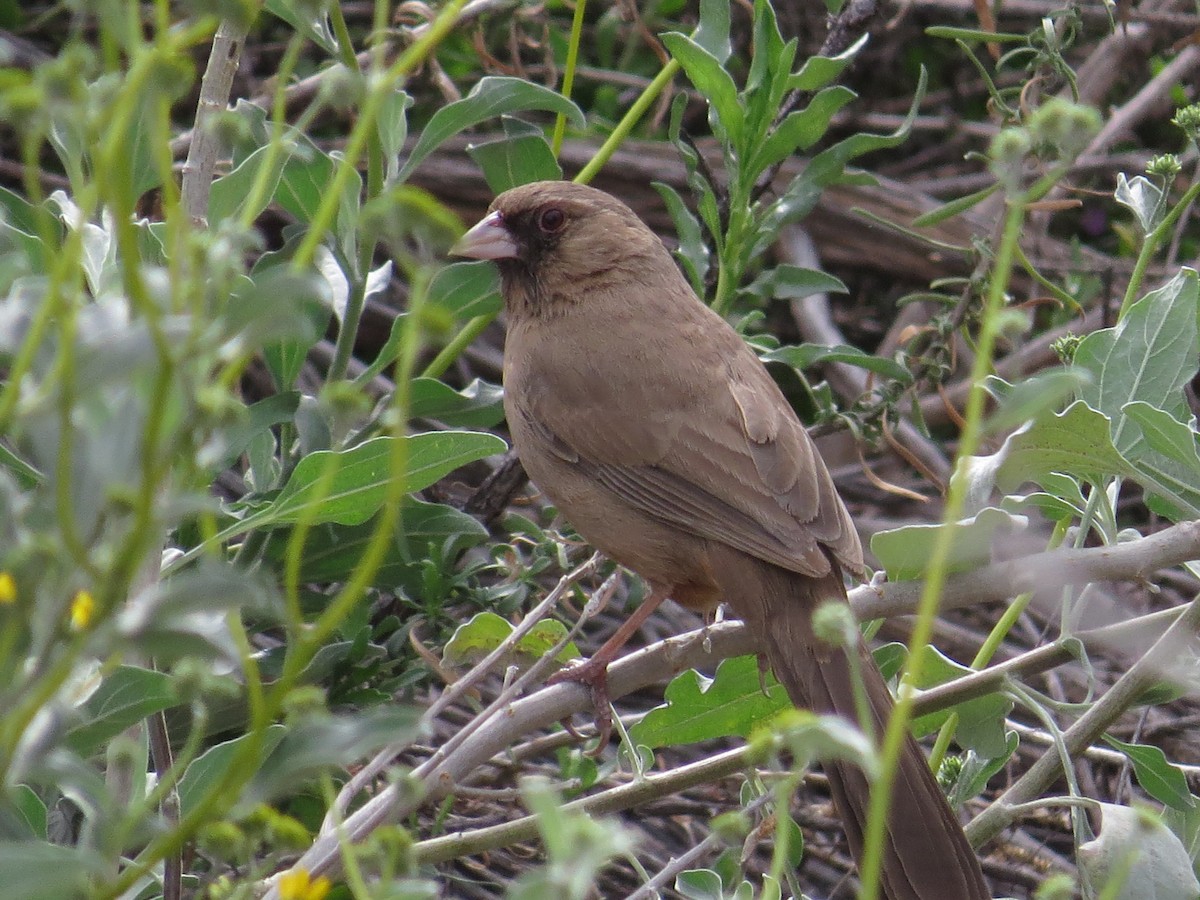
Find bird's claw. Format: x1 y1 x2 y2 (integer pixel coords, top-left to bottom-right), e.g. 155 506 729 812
548 659 614 756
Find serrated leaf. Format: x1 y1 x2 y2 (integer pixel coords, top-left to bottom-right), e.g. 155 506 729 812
1104 736 1196 812
630 654 790 749
442 610 579 668
398 77 584 184
995 401 1133 490
760 68 926 245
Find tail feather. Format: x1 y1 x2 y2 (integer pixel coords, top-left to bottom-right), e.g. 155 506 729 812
711 546 989 900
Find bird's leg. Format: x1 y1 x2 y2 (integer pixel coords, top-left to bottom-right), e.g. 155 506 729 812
548 587 670 753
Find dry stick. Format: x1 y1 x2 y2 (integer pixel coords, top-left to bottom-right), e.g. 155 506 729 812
180 19 249 225
1081 45 1200 163
415 744 753 865
323 552 604 827
623 790 778 900
966 591 1200 847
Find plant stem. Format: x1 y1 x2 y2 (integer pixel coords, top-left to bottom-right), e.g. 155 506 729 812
857 195 1027 899
1119 179 1200 318
552 0 588 158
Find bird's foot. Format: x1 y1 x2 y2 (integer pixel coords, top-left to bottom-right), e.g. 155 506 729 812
547 658 614 756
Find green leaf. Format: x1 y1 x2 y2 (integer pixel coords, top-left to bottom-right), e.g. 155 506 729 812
761 68 927 243
178 726 288 817
212 392 301 474
906 646 1013 757
1119 402 1200 520
1079 803 1200 900
277 146 343 227
745 264 848 302
676 868 724 900
1115 174 1165 234
750 85 856 174
411 377 504 427
467 116 563 193
428 261 502 320
63 666 177 758
692 0 732 62
761 343 911 385
630 654 790 749
661 32 743 143
995 400 1133 491
0 842 107 900
0 441 41 488
242 707 423 809
652 181 709 295
208 144 288 225
7 786 46 839
250 431 505 529
948 731 1019 807
378 88 413 185
871 507 1023 582
442 610 580 668
264 0 337 52
981 368 1091 435
398 77 584 184
789 35 867 91
1076 268 1199 456
1104 736 1196 812
264 499 490 584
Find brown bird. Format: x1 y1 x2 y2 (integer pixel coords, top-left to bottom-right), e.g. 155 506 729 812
453 181 989 900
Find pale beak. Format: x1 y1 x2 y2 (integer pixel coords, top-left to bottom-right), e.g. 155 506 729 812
451 210 519 260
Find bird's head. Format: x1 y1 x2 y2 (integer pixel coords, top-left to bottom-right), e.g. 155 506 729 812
452 181 671 317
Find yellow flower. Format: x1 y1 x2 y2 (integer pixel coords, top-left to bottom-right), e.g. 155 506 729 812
0 572 15 605
69 589 95 631
277 868 331 900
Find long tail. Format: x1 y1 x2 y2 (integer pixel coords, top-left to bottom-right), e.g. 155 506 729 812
711 546 990 900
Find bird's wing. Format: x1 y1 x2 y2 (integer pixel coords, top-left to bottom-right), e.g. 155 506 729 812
517 316 862 578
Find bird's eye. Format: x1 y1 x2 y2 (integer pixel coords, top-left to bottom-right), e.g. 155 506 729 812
537 207 566 233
